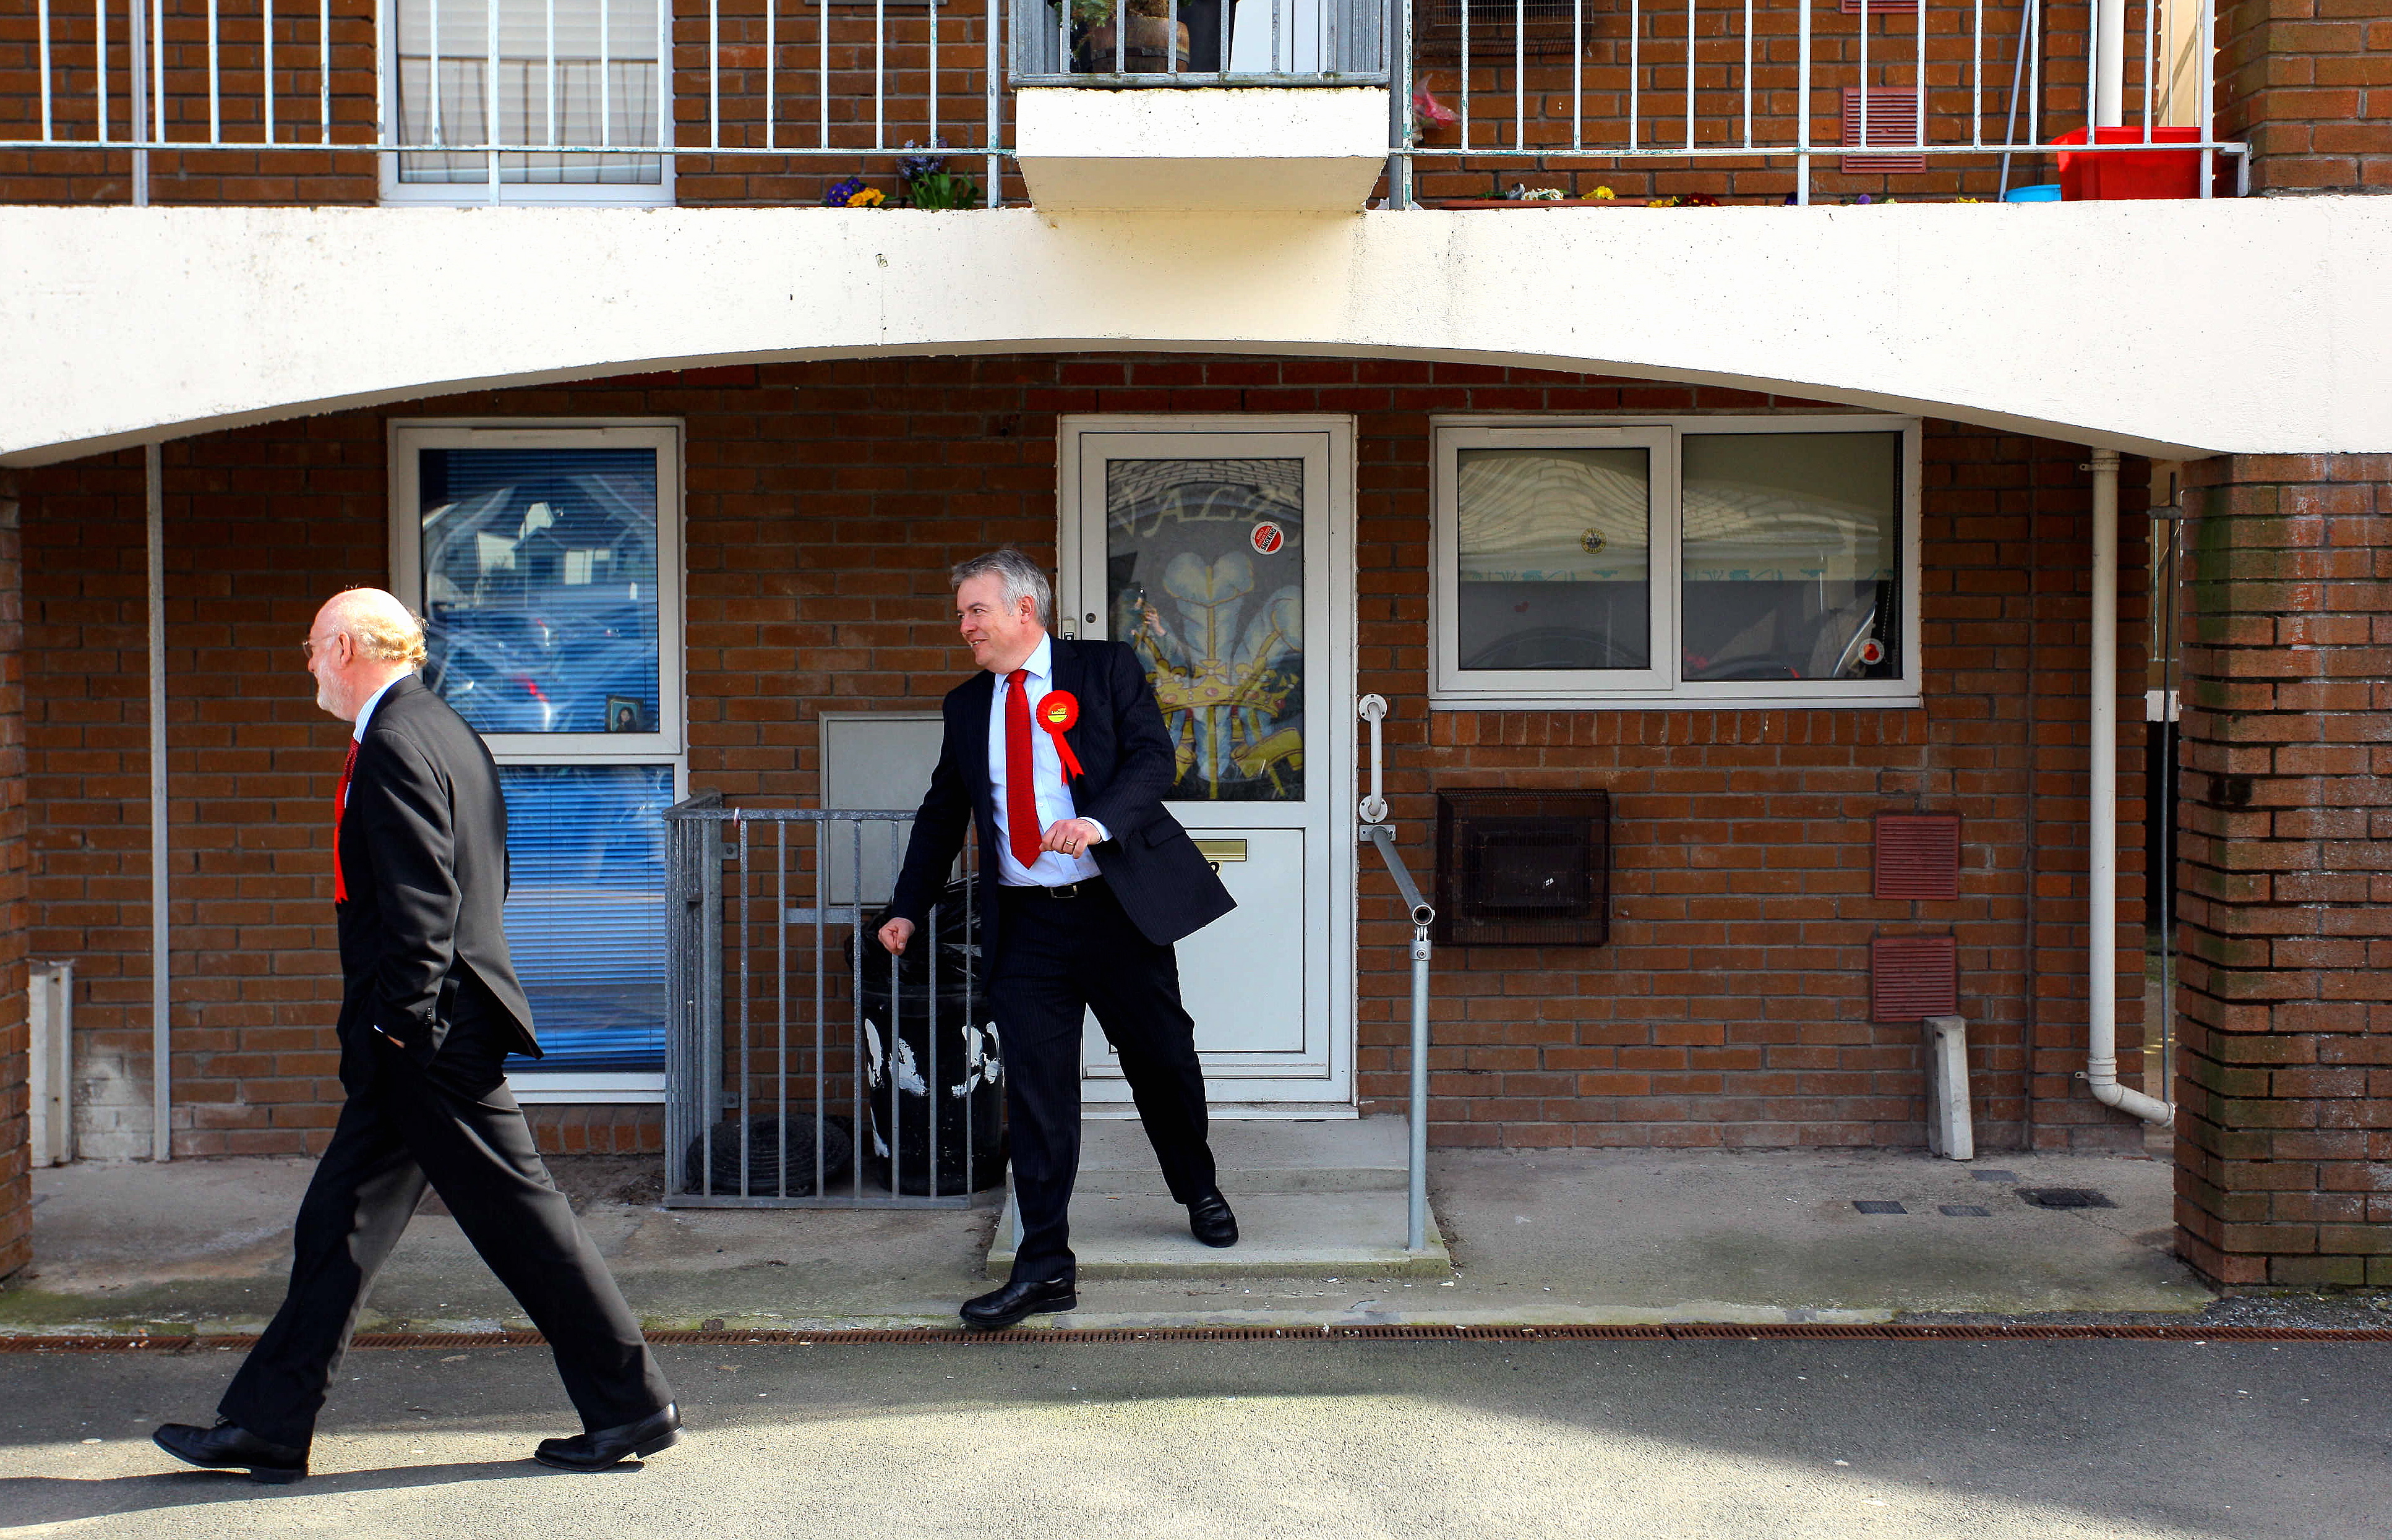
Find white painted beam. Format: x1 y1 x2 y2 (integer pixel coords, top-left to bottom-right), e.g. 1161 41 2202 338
4 199 2390 464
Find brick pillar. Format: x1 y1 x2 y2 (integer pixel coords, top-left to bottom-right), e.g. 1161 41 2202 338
2175 454 2392 1287
0 469 30 1280
2215 0 2392 197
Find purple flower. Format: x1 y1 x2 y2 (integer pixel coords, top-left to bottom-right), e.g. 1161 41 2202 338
899 139 950 184
825 176 867 208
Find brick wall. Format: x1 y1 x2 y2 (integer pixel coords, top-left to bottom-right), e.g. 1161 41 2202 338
2174 453 2392 1287
1 0 2135 207
0 467 28 1278
2216 0 2392 196
14 355 2153 1157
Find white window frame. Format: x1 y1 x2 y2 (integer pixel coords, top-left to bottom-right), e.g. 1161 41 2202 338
375 0 676 208
1431 415 1924 711
389 418 687 1100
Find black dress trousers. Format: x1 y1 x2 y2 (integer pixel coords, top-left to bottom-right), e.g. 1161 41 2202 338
992 878 1216 1282
219 1003 671 1449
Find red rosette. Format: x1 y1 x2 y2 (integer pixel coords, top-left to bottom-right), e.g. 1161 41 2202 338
1037 690 1085 780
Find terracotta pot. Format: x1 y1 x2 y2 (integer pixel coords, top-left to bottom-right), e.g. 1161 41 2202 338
1078 15 1191 72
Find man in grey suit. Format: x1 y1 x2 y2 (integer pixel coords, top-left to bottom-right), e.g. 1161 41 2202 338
153 588 679 1481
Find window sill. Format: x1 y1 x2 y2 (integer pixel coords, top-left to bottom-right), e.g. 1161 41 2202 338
1430 691 1925 712
509 1072 666 1104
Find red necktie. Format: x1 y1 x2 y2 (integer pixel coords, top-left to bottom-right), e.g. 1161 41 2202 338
332 739 359 904
1003 669 1043 873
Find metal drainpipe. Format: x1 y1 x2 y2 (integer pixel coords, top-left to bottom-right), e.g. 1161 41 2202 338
2084 448 2171 1127
147 443 171 1160
2093 0 2125 127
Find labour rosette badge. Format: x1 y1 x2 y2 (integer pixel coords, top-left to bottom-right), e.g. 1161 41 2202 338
1037 690 1086 780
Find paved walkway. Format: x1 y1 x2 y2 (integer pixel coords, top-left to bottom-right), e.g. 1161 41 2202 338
3 1335 2386 1538
1 1141 2261 1335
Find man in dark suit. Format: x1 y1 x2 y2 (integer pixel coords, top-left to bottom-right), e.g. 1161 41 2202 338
153 588 679 1482
878 549 1239 1330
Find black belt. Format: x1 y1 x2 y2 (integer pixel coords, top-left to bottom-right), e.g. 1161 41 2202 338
1000 876 1107 900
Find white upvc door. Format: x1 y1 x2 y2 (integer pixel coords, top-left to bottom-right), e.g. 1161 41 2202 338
1058 417 1357 1114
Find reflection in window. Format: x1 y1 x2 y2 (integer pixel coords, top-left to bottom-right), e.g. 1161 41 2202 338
1455 448 1652 670
1681 434 1901 682
499 764 672 1071
414 447 662 736
1106 458 1305 802
393 0 664 187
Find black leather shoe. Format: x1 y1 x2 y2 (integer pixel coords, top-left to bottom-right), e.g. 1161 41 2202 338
532 1403 684 1472
1188 1189 1239 1248
153 1419 308 1484
960 1273 1078 1330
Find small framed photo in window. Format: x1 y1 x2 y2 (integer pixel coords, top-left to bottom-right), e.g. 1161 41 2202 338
606 695 646 734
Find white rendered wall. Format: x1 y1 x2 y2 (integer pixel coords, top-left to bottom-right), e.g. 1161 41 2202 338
3 197 2389 464
1013 87 1391 212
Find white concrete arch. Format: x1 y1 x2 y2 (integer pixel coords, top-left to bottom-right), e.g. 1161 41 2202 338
5 199 2389 466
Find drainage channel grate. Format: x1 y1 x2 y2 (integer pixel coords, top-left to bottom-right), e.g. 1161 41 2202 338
2016 1187 2118 1210
7 1324 2391 1353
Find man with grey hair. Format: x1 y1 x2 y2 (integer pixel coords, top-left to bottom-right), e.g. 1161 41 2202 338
880 549 1239 1328
153 588 679 1481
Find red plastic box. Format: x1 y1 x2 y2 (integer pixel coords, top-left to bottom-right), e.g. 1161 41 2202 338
2055 126 2203 200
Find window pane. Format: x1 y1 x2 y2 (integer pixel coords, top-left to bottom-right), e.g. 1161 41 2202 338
1681 433 1902 683
1105 457 1306 803
1455 448 1652 671
500 764 671 1071
394 0 664 186
416 447 662 735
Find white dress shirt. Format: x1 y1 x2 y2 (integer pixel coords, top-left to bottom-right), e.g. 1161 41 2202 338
986 634 1108 887
352 673 404 742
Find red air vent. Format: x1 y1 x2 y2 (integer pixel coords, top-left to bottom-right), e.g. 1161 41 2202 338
1841 87 1926 173
1871 935 1958 1022
1874 813 1961 900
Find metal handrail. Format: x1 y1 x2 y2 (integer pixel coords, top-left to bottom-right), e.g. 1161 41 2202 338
1357 694 1434 1255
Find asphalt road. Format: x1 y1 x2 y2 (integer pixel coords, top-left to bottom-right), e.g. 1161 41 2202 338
1 1338 2382 1539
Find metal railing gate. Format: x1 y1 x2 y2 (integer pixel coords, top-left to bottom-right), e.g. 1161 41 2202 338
662 793 995 1209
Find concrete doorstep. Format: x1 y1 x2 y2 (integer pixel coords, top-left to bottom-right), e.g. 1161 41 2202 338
0 1123 2242 1338
986 1118 1452 1280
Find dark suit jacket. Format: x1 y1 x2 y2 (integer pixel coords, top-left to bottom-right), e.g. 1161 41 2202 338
335 674 539 1089
888 636 1235 954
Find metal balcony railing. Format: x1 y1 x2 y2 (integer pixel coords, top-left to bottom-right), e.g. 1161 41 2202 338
0 0 2247 209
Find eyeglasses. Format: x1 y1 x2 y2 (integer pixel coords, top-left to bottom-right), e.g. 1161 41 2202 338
301 635 341 661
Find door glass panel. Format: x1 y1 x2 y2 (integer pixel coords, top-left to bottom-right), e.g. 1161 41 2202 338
1455 447 1652 670
394 0 666 186
1681 432 1902 682
414 447 662 735
1105 458 1305 803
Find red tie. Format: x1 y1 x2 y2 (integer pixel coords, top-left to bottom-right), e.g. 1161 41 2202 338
332 739 359 904
1003 669 1043 873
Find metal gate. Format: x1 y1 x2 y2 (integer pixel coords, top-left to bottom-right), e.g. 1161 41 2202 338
662 793 997 1208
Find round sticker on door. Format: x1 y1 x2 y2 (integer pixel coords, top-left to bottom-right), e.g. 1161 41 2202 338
1250 521 1285 555
1858 638 1887 666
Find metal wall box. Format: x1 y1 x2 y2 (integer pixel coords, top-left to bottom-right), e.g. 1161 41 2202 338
1871 935 1958 1022
1434 790 1610 947
1874 812 1962 900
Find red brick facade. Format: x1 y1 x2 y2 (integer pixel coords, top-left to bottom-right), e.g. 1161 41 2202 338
2216 0 2392 196
0 467 28 1278
11 354 2156 1160
0 0 2149 207
2174 453 2392 1286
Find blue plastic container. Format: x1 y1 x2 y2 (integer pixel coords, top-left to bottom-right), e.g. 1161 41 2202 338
2003 184 2064 203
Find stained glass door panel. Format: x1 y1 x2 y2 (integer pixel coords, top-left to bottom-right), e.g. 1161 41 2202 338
1104 456 1306 805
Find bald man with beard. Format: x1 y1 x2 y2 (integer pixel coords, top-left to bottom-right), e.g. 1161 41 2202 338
152 589 680 1482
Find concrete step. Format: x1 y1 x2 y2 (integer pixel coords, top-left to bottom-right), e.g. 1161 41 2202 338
985 1116 1449 1280
1076 1114 1410 1195
987 1191 1449 1280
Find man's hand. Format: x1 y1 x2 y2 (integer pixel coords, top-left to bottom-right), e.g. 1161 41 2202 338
877 916 915 956
1040 818 1105 858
